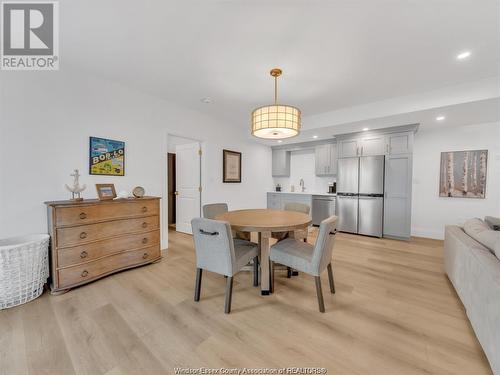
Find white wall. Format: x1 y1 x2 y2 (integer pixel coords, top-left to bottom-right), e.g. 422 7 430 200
412 122 500 239
273 150 334 193
0 70 272 248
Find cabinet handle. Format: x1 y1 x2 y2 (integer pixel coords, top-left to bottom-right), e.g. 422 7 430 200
361 146 364 155
142 206 147 213
79 232 87 239
142 237 148 244
356 147 359 156
79 212 87 219
80 251 88 259
142 222 148 228
142 252 149 259
81 270 89 277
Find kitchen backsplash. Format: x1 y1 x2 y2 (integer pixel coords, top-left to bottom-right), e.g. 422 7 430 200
273 149 336 193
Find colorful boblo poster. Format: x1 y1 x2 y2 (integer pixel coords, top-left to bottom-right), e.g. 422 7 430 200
89 137 125 176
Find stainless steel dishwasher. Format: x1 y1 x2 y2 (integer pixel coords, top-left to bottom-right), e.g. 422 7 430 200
312 195 336 225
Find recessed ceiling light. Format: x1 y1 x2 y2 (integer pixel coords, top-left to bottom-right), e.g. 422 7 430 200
456 51 471 60
363 127 369 131
436 116 446 121
201 97 212 104
277 140 283 143
312 135 318 139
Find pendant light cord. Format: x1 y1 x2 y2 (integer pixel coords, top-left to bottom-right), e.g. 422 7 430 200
274 75 278 104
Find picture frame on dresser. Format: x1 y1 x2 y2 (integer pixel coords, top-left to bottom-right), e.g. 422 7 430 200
96 183 117 200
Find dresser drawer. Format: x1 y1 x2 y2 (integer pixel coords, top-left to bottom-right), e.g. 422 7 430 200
55 200 159 226
57 230 160 268
56 216 159 247
57 246 161 288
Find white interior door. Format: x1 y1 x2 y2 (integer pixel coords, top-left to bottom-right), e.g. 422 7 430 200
175 142 201 234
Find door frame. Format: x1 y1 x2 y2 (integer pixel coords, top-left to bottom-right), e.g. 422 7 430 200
162 133 203 249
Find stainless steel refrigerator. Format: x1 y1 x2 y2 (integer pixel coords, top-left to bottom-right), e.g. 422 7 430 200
337 156 384 237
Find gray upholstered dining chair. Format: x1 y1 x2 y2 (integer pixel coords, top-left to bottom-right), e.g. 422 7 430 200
270 215 338 313
191 217 259 314
203 203 251 241
272 202 311 277
203 203 228 220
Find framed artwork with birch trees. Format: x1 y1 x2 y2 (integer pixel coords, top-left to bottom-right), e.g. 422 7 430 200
439 150 487 198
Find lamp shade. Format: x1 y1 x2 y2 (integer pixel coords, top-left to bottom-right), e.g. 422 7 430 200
251 104 301 139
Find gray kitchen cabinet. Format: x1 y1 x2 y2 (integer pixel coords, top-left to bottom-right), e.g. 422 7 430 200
315 143 337 175
386 132 413 155
272 149 290 177
338 139 360 158
360 135 386 156
383 153 412 240
267 193 281 209
267 193 312 210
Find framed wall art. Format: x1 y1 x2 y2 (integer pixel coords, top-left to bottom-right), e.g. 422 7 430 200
223 149 241 183
89 137 125 176
439 149 488 198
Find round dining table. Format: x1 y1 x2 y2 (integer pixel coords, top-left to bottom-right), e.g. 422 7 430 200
215 209 312 295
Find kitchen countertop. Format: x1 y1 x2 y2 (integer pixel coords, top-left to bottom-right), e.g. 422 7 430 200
268 191 336 197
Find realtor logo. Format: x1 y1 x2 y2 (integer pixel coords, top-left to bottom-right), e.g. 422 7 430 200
1 1 59 70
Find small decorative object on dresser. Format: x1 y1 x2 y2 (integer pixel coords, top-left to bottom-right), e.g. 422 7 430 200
96 183 116 200
65 169 86 201
132 186 145 198
223 149 241 183
44 197 161 294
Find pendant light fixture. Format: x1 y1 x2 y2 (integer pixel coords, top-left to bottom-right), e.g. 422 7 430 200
251 68 301 139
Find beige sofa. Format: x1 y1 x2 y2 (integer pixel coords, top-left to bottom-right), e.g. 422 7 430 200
444 217 500 375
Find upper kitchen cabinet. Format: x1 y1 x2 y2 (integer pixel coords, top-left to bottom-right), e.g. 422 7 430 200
315 143 337 176
386 132 413 155
337 125 418 158
360 135 386 156
272 149 290 177
338 139 359 158
339 136 385 157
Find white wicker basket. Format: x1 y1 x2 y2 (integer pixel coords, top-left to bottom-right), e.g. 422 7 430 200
0 234 50 309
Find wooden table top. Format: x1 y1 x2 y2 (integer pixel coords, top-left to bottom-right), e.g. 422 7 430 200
215 209 311 232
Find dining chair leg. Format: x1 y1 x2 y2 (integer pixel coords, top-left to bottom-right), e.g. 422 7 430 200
314 276 325 313
269 261 275 293
194 268 202 302
224 276 234 314
327 263 335 294
287 267 292 278
253 256 259 287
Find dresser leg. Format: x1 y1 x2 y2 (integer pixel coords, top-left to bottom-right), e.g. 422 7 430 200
50 288 70 296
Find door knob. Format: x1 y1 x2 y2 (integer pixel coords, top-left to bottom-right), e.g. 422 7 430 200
174 191 179 196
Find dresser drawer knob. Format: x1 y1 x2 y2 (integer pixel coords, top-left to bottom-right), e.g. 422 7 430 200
142 238 148 244
80 232 87 239
142 253 149 259
81 270 89 277
142 222 148 228
142 206 148 213
79 212 87 219
80 251 88 259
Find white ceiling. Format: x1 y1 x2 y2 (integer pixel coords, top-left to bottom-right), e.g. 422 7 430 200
60 1 500 134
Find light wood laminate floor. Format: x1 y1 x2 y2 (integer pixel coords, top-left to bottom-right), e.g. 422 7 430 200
0 229 492 375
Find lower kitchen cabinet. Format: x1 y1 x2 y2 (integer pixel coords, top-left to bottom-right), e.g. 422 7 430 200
267 193 312 210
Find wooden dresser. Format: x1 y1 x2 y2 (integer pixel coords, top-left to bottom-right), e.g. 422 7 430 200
45 197 161 294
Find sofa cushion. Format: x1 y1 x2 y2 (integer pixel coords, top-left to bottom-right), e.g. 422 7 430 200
464 218 500 258
485 216 500 231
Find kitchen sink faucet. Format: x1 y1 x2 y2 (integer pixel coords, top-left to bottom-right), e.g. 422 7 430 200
299 178 305 192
